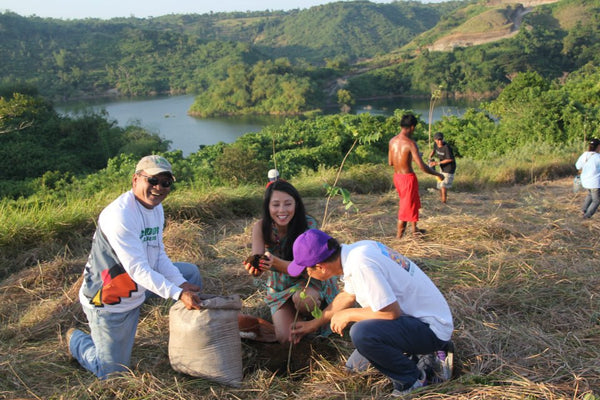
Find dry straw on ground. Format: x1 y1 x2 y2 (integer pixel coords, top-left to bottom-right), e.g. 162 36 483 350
0 177 598 399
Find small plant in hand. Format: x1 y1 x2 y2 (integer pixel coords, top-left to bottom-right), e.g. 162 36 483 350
287 277 323 373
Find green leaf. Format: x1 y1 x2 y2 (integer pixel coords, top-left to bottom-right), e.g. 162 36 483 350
340 188 351 203
311 307 323 320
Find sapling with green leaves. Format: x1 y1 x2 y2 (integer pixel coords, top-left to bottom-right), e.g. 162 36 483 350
321 114 382 227
428 85 443 152
287 277 322 374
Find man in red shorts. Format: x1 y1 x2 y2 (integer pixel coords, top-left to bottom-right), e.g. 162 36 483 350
388 114 444 238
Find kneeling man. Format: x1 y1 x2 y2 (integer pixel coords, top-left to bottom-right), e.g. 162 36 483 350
288 229 453 396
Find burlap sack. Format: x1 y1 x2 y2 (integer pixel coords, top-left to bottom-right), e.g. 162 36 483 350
168 294 243 387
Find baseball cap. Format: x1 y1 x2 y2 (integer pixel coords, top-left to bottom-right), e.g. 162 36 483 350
135 155 175 179
434 132 444 140
267 169 279 182
288 229 336 277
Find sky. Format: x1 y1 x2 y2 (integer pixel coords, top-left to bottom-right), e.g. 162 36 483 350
1 0 446 20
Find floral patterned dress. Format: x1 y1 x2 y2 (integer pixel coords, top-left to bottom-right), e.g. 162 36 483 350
264 216 340 318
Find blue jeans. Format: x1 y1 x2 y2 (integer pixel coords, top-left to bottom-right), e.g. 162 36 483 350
582 188 600 218
350 316 448 390
69 262 202 379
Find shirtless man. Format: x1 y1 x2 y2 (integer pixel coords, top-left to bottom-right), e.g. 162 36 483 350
388 114 444 238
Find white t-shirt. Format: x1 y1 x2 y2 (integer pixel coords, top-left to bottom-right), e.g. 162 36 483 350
577 152 600 189
80 190 186 312
340 241 454 341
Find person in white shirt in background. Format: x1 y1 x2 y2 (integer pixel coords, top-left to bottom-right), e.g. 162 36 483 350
576 138 600 218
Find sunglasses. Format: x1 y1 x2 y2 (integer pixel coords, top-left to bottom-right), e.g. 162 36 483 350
138 174 173 188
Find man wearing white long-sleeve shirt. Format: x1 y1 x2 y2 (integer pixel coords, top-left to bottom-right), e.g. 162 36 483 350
67 155 202 379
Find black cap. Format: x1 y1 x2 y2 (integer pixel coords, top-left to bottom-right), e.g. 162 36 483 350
434 132 444 140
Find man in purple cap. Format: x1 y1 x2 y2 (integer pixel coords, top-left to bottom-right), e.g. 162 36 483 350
288 229 453 397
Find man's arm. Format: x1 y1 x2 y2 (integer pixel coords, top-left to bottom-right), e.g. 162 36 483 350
330 301 401 335
411 142 444 179
432 145 454 168
289 291 357 343
101 208 186 301
388 138 396 166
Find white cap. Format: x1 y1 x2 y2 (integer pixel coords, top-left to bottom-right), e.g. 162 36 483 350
135 155 175 179
268 169 279 181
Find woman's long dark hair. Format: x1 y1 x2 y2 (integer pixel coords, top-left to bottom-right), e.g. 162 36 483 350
261 180 308 260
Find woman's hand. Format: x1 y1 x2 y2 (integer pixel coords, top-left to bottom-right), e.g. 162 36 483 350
244 258 263 276
244 263 262 276
243 252 273 276
260 251 274 271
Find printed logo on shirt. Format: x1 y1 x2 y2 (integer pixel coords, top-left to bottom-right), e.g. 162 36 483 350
90 263 138 306
376 242 415 275
140 226 159 242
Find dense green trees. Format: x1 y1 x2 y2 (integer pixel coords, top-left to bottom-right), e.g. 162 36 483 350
0 1 443 103
254 1 442 61
2 60 600 199
0 91 169 196
349 0 600 99
435 66 600 159
3 0 600 116
189 59 318 116
3 0 600 193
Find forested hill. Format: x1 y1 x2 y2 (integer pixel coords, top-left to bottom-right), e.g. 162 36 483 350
142 1 449 61
0 1 459 100
2 0 600 113
347 0 600 100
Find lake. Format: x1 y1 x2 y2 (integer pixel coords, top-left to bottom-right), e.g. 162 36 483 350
58 95 475 156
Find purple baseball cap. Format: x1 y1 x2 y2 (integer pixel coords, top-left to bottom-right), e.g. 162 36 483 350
288 229 336 277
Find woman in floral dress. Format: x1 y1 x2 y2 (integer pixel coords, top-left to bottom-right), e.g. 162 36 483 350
244 180 339 344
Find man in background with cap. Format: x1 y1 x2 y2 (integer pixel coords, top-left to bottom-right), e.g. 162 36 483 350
428 132 456 203
288 229 453 397
66 155 203 379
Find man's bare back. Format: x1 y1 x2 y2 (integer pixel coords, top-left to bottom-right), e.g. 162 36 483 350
388 115 444 238
389 126 443 178
389 133 416 174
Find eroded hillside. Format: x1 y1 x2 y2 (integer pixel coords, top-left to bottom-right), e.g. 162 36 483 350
427 0 560 51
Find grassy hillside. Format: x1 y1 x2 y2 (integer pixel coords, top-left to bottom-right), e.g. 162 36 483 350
250 1 442 61
552 0 599 28
387 1 559 54
0 171 598 398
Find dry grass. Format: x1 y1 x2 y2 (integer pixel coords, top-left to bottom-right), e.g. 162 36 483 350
1 177 599 399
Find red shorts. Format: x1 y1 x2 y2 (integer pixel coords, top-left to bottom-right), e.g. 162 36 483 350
393 172 421 222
